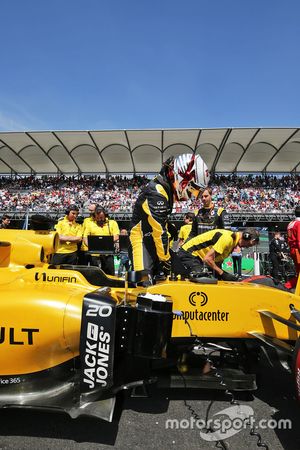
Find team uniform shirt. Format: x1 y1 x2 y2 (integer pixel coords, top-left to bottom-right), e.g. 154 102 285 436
55 216 82 254
182 229 240 263
130 175 173 270
81 216 94 251
189 204 225 238
84 218 120 238
178 224 192 242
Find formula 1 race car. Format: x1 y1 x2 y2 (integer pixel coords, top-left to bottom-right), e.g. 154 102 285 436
0 228 299 422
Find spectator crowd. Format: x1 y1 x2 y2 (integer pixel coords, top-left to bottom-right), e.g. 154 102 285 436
0 173 299 214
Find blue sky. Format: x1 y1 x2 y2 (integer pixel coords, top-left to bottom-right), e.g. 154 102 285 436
1 0 299 131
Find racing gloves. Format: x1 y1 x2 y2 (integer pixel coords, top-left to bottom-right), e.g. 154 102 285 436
154 259 172 282
220 271 240 282
160 259 172 275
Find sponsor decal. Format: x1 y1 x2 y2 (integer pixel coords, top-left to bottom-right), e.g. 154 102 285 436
0 377 21 385
80 295 116 392
0 327 39 345
35 272 77 283
189 291 208 307
152 204 167 212
173 310 229 322
180 291 229 322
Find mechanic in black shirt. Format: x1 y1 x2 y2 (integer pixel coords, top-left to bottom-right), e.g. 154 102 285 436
269 228 289 280
188 187 225 239
129 154 210 279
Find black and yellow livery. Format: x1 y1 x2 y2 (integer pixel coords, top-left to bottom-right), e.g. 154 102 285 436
1 228 300 422
129 174 173 272
182 229 239 263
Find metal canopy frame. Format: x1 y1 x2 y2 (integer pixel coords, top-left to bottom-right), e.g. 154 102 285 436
0 127 299 175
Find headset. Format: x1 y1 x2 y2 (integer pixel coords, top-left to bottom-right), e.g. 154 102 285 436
94 206 108 218
242 229 260 243
94 206 111 234
65 205 79 215
185 212 195 221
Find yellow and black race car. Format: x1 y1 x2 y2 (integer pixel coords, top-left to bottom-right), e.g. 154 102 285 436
0 228 299 422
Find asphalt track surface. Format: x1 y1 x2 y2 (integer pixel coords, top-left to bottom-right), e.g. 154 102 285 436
0 357 299 450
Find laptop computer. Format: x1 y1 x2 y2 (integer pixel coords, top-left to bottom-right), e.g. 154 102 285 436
87 235 115 254
119 235 130 253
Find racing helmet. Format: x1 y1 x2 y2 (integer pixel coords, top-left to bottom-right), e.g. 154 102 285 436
163 154 210 201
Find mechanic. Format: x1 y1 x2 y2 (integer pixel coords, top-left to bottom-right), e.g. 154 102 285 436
285 205 300 289
177 227 260 281
269 227 289 280
188 187 226 239
0 215 11 229
51 205 83 265
129 153 209 279
178 212 195 247
78 203 96 265
83 206 120 275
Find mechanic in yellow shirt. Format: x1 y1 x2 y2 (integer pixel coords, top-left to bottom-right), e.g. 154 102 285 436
177 227 260 281
78 203 96 265
83 206 120 275
178 212 194 246
51 205 82 265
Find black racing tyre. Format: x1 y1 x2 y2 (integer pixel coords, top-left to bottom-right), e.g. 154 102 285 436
293 337 300 402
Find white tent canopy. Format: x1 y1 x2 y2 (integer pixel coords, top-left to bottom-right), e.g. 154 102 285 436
0 127 300 175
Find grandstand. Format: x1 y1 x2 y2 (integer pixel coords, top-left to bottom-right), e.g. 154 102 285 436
0 127 300 228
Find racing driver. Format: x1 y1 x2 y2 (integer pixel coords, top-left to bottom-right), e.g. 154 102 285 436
129 153 210 279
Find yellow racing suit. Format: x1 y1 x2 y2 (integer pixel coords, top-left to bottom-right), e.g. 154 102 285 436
129 175 173 275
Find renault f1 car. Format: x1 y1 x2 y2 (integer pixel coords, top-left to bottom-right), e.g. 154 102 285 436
0 228 299 422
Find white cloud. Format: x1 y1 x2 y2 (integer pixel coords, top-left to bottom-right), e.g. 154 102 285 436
0 96 48 131
0 111 29 131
